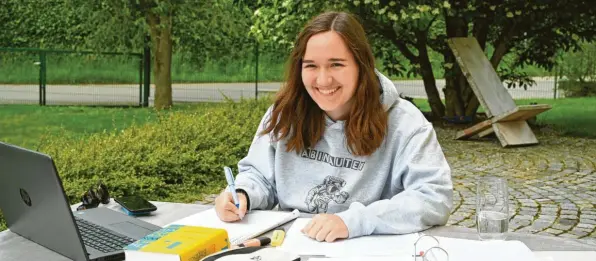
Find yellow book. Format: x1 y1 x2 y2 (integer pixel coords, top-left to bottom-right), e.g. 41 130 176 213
124 224 230 261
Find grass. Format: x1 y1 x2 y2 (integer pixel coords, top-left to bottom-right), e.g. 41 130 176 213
515 97 596 138
2 98 593 150
0 52 286 84
0 103 221 150
412 97 596 138
1 50 553 84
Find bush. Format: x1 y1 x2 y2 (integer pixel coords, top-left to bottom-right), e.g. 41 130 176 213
36 98 272 206
1 98 279 232
558 41 596 97
0 211 5 231
559 80 596 97
1 98 272 231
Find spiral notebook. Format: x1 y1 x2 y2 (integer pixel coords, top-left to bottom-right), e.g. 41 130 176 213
169 208 300 245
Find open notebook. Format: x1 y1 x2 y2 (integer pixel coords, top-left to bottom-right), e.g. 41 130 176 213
169 208 300 245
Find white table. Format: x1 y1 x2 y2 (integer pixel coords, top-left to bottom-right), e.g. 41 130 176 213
1 200 595 260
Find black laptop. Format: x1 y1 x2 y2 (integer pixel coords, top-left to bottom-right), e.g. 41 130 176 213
0 142 161 261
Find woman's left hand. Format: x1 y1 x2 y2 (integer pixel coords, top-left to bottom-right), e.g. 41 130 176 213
301 214 349 242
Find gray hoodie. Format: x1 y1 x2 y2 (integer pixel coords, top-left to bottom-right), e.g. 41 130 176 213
234 71 453 238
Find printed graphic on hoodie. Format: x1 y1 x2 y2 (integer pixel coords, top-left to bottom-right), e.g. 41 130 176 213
300 149 366 171
305 176 350 213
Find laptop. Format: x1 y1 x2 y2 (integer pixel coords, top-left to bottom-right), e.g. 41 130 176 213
0 142 161 261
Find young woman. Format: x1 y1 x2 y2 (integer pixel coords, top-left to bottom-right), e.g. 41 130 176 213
214 11 453 243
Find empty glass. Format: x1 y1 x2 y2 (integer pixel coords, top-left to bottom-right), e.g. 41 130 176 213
476 176 509 240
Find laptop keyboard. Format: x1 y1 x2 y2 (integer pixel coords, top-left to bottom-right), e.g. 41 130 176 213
74 216 137 253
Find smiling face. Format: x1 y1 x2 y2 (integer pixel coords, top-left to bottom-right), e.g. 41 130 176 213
301 31 359 121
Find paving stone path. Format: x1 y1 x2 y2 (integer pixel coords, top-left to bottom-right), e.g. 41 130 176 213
439 127 596 245
198 126 596 245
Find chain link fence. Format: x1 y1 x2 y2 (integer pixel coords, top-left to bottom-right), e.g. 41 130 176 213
0 48 147 106
394 77 563 100
0 45 568 106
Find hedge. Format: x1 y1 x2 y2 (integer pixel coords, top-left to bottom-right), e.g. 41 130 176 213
0 97 272 232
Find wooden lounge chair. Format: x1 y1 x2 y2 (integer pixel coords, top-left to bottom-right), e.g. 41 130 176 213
447 37 552 147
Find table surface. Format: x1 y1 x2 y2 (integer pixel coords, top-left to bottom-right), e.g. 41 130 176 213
1 200 595 261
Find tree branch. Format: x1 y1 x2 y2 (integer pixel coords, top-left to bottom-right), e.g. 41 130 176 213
425 15 439 33
490 21 518 68
138 0 157 11
382 25 418 64
472 16 490 50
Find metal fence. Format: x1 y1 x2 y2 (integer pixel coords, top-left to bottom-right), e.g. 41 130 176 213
0 48 149 107
393 77 563 100
0 45 565 107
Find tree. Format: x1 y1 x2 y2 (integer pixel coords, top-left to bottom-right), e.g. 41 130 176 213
0 1 89 49
72 0 251 109
248 0 596 118
1 0 252 109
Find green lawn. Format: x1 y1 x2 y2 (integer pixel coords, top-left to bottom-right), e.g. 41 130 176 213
0 51 552 84
515 98 596 138
0 103 220 150
412 97 596 138
2 98 593 150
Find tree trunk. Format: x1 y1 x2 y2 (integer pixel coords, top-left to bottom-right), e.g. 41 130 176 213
490 42 508 70
461 16 493 117
444 15 469 117
444 66 465 117
147 12 173 110
415 31 445 118
153 23 173 109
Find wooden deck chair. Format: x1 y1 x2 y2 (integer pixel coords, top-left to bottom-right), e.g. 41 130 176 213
447 37 552 147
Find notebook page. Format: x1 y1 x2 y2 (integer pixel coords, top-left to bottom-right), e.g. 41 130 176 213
308 253 406 261
279 218 420 257
427 236 537 261
169 208 299 245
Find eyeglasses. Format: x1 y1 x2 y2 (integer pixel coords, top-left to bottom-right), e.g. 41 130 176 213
413 235 449 261
76 182 110 211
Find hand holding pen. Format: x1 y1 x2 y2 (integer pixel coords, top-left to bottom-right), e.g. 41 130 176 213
215 166 248 222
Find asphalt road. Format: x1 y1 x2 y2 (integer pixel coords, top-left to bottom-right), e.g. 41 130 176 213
0 78 561 106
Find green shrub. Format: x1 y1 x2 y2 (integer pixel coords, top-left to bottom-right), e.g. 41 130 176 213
35 98 271 205
558 41 596 97
0 211 5 231
1 97 272 231
559 80 596 97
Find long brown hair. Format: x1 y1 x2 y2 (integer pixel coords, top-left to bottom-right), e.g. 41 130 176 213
261 11 388 157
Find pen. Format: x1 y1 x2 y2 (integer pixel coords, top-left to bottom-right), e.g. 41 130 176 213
224 166 240 209
237 237 271 248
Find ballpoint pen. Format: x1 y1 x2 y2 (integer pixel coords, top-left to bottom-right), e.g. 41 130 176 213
224 166 241 209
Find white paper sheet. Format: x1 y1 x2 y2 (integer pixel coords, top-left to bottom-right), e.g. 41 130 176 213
279 218 420 257
418 236 538 261
308 254 414 261
281 219 538 261
169 208 300 245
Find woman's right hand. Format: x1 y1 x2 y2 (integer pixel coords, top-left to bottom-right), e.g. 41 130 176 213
215 190 247 222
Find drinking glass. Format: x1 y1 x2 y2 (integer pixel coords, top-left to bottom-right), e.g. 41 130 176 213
476 176 509 240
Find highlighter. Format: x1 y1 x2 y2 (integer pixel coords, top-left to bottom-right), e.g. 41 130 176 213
270 228 286 247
